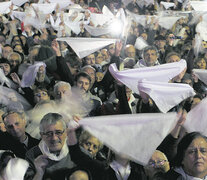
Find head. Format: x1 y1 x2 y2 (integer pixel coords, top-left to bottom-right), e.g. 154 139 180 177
145 150 170 179
28 45 40 64
165 52 181 63
76 72 91 94
65 55 81 76
101 49 109 61
108 44 115 56
143 46 159 67
13 44 24 54
8 52 22 69
40 113 67 154
0 61 11 76
33 87 50 104
174 132 207 179
2 45 13 59
194 57 207 69
3 111 26 142
68 170 90 180
154 35 166 50
125 44 136 59
191 94 202 109
81 65 96 86
54 81 72 100
0 109 6 132
95 51 104 65
79 131 103 158
84 54 95 66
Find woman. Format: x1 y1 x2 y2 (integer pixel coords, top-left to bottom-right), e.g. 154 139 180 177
157 132 207 179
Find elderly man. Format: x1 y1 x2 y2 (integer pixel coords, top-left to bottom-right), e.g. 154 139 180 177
25 113 77 180
54 81 72 101
134 46 160 68
0 110 39 158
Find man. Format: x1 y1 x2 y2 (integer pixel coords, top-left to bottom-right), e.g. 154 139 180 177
125 44 136 59
0 110 39 158
154 35 167 64
7 52 22 73
75 72 102 116
134 46 160 68
54 81 72 101
25 113 77 180
144 150 170 180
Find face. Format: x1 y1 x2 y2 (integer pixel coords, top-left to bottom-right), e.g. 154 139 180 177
4 113 26 140
95 53 104 64
145 151 170 178
8 54 21 68
125 46 136 58
196 59 206 69
101 49 109 61
55 85 71 100
34 90 49 103
85 54 95 65
2 46 13 59
157 40 166 50
20 36 26 45
83 67 96 85
191 97 201 109
126 87 132 100
77 76 90 93
141 33 148 41
144 49 158 67
69 170 89 180
167 55 180 63
82 136 100 157
0 110 6 132
108 44 115 56
0 63 10 76
41 121 67 154
14 45 23 53
182 137 207 178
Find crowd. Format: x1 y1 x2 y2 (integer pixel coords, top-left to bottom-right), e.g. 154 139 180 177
0 0 207 179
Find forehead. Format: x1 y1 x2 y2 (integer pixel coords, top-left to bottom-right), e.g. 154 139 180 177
87 136 100 145
3 46 12 51
145 49 156 54
4 113 22 123
57 84 69 91
126 46 135 52
43 121 64 132
78 76 90 83
86 54 95 59
188 137 207 148
151 151 167 160
84 67 95 74
0 63 10 67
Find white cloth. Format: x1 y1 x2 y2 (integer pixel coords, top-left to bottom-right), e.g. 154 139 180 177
134 37 148 50
48 0 73 10
158 16 182 30
0 68 11 88
39 139 69 161
175 167 207 180
193 69 207 85
190 1 207 12
184 97 207 136
79 113 178 165
138 80 195 113
11 0 28 6
84 25 111 36
11 11 26 22
0 1 12 14
57 37 117 59
110 160 131 180
109 60 187 94
20 62 46 88
126 10 146 27
160 1 175 9
3 158 29 180
31 3 57 14
90 12 112 27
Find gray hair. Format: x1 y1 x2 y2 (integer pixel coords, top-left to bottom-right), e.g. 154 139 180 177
39 113 67 132
81 65 96 72
142 46 159 59
54 81 71 95
8 52 22 63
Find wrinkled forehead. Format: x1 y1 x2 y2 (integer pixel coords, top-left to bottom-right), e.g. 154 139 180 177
150 151 167 161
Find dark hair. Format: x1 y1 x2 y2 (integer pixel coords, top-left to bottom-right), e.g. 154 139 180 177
75 72 91 83
174 132 207 167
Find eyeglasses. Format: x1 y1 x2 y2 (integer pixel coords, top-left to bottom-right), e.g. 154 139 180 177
34 91 48 97
148 160 168 167
42 130 65 138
